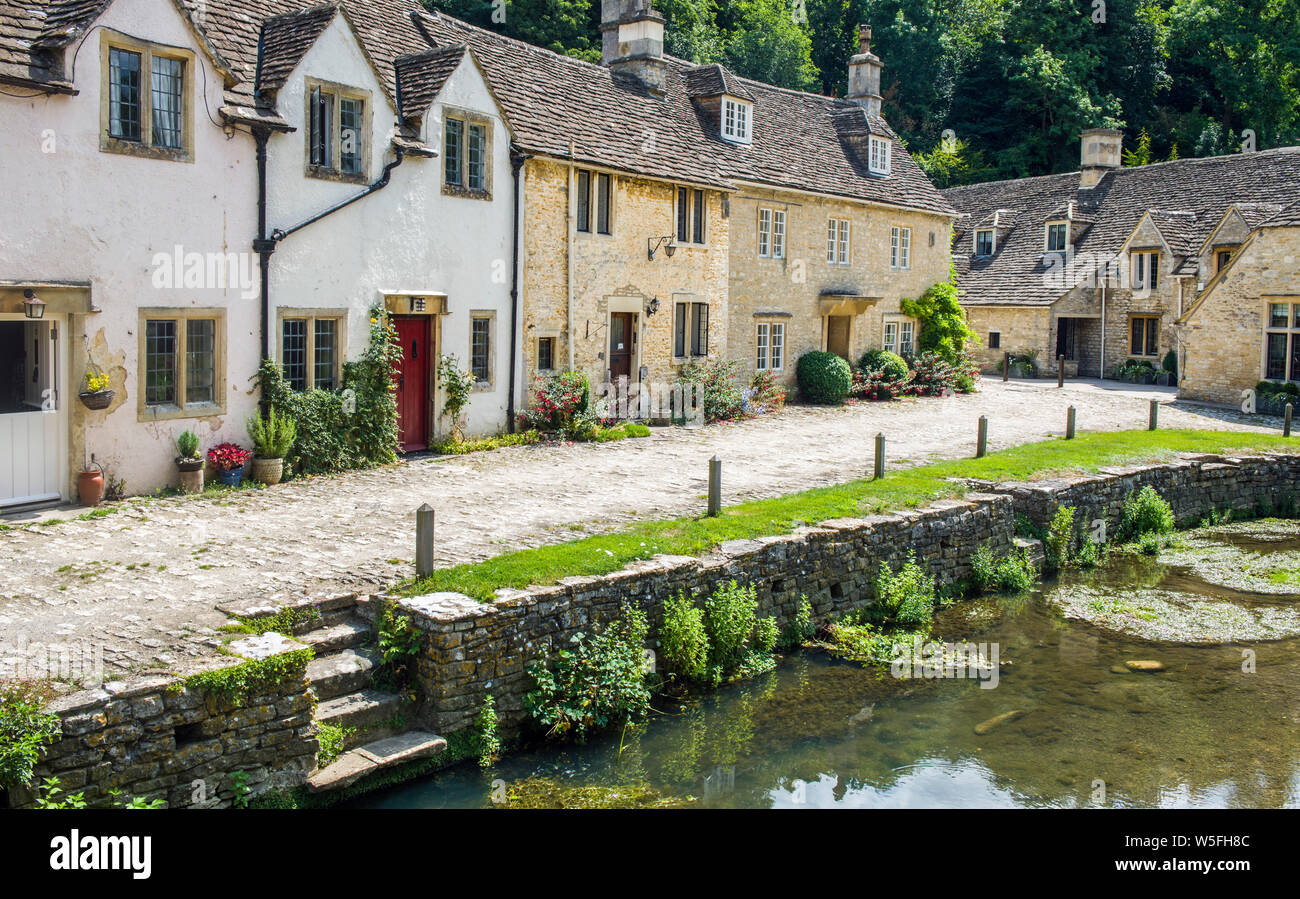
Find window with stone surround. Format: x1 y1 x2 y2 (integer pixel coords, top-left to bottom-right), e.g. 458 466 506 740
676 187 706 245
101 32 194 162
1131 250 1160 290
1265 301 1300 382
827 218 851 264
443 108 492 198
471 313 494 385
279 311 346 391
758 207 785 259
674 301 709 359
138 309 225 420
1129 315 1159 357
307 79 370 182
1215 246 1239 274
1045 221 1068 252
537 336 555 372
577 170 613 235
756 320 785 371
890 226 911 269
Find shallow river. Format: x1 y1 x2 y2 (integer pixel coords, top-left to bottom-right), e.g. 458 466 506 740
355 530 1300 809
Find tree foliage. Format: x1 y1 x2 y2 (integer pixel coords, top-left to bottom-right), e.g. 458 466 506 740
423 0 1300 182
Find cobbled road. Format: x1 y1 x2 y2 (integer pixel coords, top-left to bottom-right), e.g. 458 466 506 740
0 379 1276 680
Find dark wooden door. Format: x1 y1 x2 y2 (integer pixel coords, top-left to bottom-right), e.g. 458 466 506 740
826 315 851 360
393 316 430 452
609 312 635 383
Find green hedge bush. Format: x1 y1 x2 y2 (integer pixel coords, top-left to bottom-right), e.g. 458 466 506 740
796 351 852 405
857 349 909 381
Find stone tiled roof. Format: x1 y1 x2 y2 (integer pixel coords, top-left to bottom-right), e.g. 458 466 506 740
256 2 338 95
393 44 463 121
1262 198 1300 229
942 147 1300 305
0 0 954 214
682 62 753 101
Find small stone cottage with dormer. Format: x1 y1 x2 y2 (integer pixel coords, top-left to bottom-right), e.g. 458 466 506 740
943 131 1300 384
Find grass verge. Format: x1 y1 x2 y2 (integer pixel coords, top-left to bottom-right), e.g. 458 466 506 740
390 428 1294 603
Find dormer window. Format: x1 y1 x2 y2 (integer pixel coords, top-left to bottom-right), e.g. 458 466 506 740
721 97 752 143
101 32 194 161
307 78 368 182
975 229 994 256
868 136 891 175
1045 221 1068 253
1131 250 1160 290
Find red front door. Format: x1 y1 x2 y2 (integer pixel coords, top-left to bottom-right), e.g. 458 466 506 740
393 316 430 452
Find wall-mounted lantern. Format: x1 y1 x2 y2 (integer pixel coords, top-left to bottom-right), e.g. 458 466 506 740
645 296 661 317
22 289 46 319
647 236 676 261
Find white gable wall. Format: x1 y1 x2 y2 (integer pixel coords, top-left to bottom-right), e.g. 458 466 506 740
266 21 515 439
0 0 258 500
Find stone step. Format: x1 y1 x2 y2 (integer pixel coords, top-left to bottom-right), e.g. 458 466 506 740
299 620 371 654
307 731 447 793
306 648 379 702
314 688 403 730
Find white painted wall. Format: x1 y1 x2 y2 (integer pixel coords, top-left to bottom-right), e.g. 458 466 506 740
266 20 516 439
0 0 258 499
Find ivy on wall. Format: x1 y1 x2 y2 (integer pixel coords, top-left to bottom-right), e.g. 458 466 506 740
257 306 402 476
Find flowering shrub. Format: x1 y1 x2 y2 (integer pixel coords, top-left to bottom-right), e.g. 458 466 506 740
518 371 591 435
677 359 745 422
852 367 905 401
741 369 786 417
207 442 251 472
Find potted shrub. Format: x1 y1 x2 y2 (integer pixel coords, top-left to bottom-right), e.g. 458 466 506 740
207 442 251 487
78 370 114 411
246 409 296 486
175 430 204 494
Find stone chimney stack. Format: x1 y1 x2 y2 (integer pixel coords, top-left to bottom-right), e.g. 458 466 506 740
1079 128 1123 188
846 24 883 116
600 0 667 95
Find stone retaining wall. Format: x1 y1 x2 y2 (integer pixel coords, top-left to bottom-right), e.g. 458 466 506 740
8 636 317 809
396 453 1300 740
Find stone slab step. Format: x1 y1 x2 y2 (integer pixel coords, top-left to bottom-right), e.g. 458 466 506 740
307 731 447 793
314 689 402 730
306 648 378 702
299 620 371 653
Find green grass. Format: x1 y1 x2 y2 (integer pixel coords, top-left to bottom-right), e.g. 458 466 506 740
397 429 1296 602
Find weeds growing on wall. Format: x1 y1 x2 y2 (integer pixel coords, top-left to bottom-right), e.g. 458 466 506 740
374 603 423 701
177 650 314 706
970 543 1039 593
1117 486 1176 542
0 681 61 790
660 581 779 687
524 605 651 741
474 695 501 768
257 306 400 476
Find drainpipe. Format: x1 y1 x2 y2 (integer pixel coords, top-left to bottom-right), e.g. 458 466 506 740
1099 272 1107 379
507 148 529 433
567 139 576 372
253 127 274 365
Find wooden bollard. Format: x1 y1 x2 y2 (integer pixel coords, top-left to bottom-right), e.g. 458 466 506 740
1057 355 1065 388
1148 399 1159 431
1002 352 1010 382
415 503 435 577
976 415 988 458
1286 403 1294 438
874 432 885 480
1066 405 1076 440
707 455 722 517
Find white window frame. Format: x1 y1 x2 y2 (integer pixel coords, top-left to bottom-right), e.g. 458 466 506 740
756 320 785 371
721 97 753 143
868 136 892 175
974 229 994 256
890 226 911 269
827 218 851 264
1045 221 1068 253
758 207 785 259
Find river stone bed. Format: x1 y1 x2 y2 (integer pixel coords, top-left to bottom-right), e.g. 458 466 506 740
1154 519 1300 595
1048 519 1300 644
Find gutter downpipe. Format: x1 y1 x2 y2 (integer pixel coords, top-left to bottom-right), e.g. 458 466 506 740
508 148 529 433
567 139 576 372
1099 274 1107 380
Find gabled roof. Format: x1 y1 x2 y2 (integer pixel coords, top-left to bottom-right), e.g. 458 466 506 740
942 147 1300 306
393 44 464 121
1261 198 1300 229
1 0 955 215
256 2 338 95
682 63 753 102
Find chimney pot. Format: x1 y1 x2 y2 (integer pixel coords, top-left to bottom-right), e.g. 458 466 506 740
600 0 667 95
847 23 882 116
1079 127 1123 188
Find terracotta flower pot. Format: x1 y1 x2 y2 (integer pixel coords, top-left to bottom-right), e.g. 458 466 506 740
77 469 105 506
251 457 283 486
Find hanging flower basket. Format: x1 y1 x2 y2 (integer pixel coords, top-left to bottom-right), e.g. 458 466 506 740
78 365 114 410
78 389 115 410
